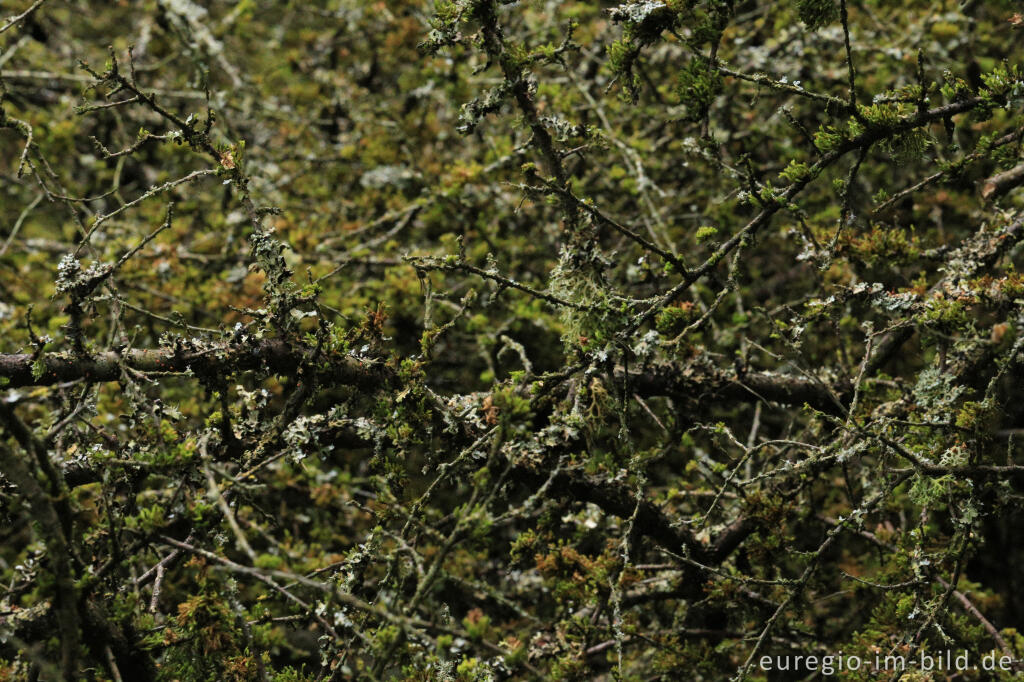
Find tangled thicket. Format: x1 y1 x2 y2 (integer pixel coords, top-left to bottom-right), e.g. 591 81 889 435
1 1 1024 680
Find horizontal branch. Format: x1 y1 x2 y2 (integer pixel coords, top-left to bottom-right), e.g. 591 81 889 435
0 339 391 391
0 341 846 417
981 163 1024 201
624 365 847 416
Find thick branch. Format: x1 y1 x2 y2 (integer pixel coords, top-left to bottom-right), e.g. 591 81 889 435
626 365 846 416
981 163 1024 201
0 341 845 418
0 339 391 390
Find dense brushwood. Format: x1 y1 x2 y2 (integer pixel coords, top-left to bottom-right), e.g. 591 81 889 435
1 1 1024 680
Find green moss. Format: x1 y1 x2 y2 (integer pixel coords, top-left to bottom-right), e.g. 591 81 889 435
675 56 724 123
656 302 699 336
695 225 719 242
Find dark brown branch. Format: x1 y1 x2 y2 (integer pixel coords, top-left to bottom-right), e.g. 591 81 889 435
626 365 847 416
981 163 1024 201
